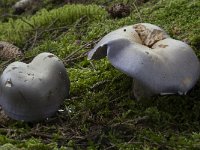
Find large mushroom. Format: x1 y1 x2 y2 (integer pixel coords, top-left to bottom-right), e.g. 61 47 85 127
88 23 200 100
0 52 70 121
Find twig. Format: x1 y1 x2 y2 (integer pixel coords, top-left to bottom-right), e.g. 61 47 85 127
20 18 35 29
90 80 111 90
30 30 38 50
132 1 143 22
0 58 15 72
19 55 35 63
64 37 100 60
89 61 96 70
47 18 59 29
63 54 86 65
64 43 90 60
74 16 87 28
0 14 19 19
19 131 86 141
104 145 117 150
21 17 58 30
70 96 82 100
42 26 68 32
109 93 129 103
0 128 17 134
23 19 60 51
30 132 59 139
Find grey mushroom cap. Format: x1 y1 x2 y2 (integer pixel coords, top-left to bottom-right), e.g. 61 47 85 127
88 23 200 97
88 23 169 60
13 0 33 10
0 52 70 122
88 25 142 60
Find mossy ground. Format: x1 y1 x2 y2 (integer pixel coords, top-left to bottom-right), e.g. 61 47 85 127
0 0 200 149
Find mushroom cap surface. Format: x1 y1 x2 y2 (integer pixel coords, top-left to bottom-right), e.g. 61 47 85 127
13 0 33 10
0 52 70 122
88 23 200 95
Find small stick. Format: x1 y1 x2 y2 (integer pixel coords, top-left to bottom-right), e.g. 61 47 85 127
132 1 143 22
20 18 35 29
30 30 38 50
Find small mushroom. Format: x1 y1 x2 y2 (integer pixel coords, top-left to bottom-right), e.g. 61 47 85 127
88 23 200 100
13 0 39 14
0 52 70 121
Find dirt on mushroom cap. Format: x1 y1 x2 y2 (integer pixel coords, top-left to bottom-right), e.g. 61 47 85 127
133 24 168 48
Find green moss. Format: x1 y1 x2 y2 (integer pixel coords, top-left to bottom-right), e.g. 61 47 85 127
0 143 20 150
0 0 16 20
0 4 107 47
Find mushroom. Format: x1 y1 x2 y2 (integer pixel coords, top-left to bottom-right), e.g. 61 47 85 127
13 0 39 14
0 52 70 121
88 23 200 100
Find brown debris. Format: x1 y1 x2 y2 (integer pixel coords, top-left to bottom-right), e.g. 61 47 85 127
63 0 88 4
107 3 131 19
0 41 23 60
0 106 10 126
133 24 166 48
135 0 151 5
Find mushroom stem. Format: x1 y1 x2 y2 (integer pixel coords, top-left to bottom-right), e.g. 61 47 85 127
133 80 154 101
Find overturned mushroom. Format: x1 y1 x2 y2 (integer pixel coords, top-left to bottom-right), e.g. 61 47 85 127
0 52 70 121
88 23 200 100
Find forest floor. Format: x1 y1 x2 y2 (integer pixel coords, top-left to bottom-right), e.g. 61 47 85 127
0 0 200 149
